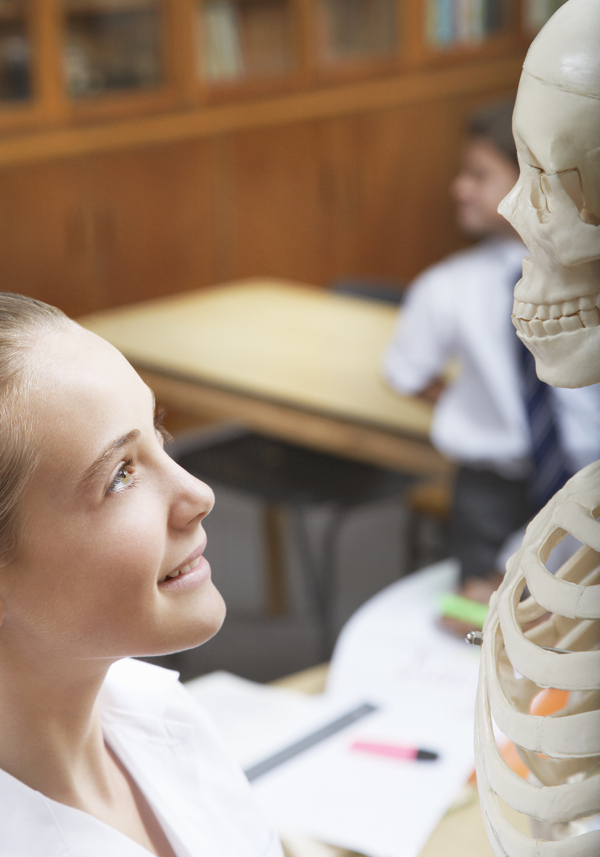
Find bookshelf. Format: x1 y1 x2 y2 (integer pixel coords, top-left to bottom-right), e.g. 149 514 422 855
522 0 566 32
199 0 294 83
0 0 31 103
316 0 397 63
63 0 164 98
0 1 566 317
424 0 511 48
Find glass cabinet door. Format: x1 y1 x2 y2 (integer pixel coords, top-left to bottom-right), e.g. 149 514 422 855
62 0 164 98
0 0 32 103
424 0 511 48
316 0 397 64
523 0 566 34
198 0 294 84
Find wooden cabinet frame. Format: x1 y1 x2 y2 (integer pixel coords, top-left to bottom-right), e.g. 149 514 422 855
0 1 537 142
0 1 551 313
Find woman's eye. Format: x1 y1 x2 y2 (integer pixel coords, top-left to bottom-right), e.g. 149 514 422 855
107 460 135 495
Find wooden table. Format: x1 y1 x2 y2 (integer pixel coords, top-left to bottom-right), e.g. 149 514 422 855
79 278 449 478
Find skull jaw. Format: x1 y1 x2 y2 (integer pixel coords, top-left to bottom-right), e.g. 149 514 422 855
514 255 600 307
514 325 600 388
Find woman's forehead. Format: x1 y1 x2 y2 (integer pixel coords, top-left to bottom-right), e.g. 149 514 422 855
31 326 137 391
25 328 149 444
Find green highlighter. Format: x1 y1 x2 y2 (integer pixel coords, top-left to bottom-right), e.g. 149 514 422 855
438 593 489 629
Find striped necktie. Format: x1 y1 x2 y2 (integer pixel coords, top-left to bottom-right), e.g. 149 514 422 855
516 320 572 510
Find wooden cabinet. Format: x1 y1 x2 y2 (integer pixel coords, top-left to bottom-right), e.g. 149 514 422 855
225 118 358 284
0 1 565 312
81 141 220 307
353 92 491 282
0 139 219 315
0 158 91 316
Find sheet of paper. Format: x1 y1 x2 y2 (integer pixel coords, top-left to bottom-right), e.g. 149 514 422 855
250 701 475 857
326 559 481 721
185 670 324 770
247 562 480 857
186 561 483 857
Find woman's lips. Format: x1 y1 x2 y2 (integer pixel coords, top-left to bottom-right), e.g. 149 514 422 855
157 554 211 590
158 553 202 584
158 540 209 585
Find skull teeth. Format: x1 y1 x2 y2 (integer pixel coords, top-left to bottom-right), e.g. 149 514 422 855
513 293 600 337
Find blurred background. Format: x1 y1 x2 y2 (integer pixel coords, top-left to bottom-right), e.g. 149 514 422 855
0 0 566 681
0 0 564 315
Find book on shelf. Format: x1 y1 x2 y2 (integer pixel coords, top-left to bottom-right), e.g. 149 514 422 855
426 0 509 47
523 0 567 33
201 0 244 81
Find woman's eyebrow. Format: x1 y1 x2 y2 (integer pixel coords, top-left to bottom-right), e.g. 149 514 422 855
78 429 141 493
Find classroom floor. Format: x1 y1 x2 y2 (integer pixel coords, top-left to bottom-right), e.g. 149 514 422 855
145 484 448 683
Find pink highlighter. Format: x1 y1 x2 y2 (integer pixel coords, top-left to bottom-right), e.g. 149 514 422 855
350 740 438 761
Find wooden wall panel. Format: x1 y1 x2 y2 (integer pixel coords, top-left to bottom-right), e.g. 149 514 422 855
0 160 94 317
225 120 358 285
226 122 323 283
82 139 220 307
354 99 467 285
353 87 518 285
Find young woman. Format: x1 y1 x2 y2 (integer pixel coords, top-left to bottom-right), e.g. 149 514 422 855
0 293 283 856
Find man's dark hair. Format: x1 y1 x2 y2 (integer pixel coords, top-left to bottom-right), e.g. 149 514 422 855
468 99 518 168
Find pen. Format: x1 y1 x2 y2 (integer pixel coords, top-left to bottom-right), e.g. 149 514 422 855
350 740 439 761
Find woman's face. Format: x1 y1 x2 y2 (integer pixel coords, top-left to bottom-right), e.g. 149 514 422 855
0 326 225 666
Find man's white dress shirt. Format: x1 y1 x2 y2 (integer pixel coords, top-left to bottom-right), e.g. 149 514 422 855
383 237 600 478
0 659 284 857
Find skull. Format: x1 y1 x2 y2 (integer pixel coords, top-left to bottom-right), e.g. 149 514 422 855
498 0 600 388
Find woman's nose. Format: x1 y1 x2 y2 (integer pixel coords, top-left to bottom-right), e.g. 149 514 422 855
168 459 215 530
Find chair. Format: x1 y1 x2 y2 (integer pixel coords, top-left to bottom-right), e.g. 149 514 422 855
405 478 453 571
168 424 417 659
329 278 452 569
329 277 406 305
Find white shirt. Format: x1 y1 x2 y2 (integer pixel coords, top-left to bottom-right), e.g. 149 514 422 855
383 237 600 478
0 659 284 857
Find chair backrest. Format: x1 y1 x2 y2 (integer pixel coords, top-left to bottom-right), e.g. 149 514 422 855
329 278 406 305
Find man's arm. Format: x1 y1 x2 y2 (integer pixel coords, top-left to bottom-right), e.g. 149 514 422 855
416 376 446 404
382 271 453 399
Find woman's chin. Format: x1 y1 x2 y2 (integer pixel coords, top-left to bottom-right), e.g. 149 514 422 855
175 590 227 654
144 587 227 659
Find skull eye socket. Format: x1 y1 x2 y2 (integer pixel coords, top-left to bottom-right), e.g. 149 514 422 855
539 173 554 212
556 168 600 226
557 168 585 212
526 164 550 221
526 164 600 226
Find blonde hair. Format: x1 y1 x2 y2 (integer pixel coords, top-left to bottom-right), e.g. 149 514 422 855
0 294 73 566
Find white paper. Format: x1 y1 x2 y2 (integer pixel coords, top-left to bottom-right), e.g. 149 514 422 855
250 701 475 857
186 561 482 857
185 670 323 770
326 560 481 721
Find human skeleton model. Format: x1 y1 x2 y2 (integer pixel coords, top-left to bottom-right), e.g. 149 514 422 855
473 1 600 853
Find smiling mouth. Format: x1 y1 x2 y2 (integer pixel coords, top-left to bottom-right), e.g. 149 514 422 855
158 555 202 584
513 292 600 338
